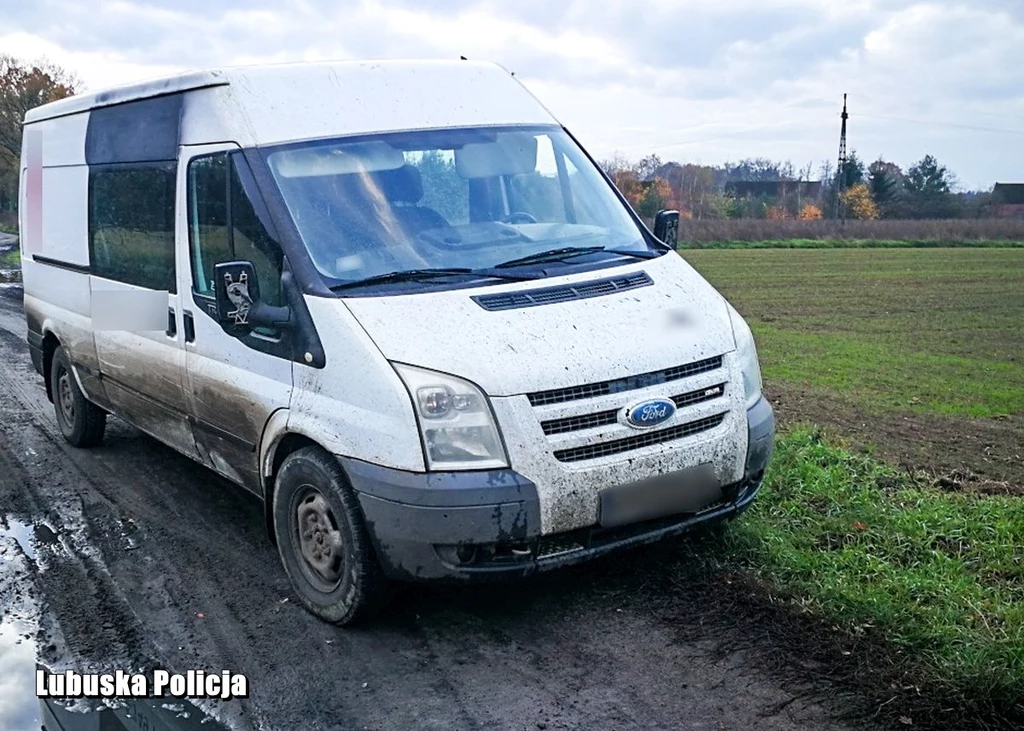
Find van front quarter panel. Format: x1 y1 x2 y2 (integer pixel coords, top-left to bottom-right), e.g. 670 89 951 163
285 295 425 473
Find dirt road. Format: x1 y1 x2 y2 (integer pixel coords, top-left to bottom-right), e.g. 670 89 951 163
0 285 855 731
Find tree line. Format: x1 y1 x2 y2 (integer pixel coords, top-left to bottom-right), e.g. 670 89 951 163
0 55 77 230
600 148 995 222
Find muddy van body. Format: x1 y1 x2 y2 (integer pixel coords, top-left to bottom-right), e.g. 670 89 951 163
20 60 773 623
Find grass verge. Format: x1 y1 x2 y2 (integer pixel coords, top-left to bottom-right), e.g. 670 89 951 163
0 247 19 268
718 428 1024 721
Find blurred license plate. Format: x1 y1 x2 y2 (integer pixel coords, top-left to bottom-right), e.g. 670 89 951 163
599 464 722 528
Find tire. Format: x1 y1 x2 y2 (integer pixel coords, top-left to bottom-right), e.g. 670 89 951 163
272 446 390 625
51 345 106 448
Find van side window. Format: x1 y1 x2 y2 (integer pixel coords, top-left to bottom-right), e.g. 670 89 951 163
89 163 177 292
187 153 283 307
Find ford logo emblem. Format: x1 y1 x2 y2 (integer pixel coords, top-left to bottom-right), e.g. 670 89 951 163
624 398 676 429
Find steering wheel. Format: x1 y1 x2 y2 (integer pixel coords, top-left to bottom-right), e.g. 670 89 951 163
501 211 538 225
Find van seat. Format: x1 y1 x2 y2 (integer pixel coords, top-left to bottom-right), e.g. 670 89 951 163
372 165 451 235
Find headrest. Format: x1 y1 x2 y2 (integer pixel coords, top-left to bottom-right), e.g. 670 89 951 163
455 132 538 178
372 164 423 204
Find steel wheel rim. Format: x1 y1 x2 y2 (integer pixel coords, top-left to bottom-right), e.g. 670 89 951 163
57 369 75 425
294 486 345 589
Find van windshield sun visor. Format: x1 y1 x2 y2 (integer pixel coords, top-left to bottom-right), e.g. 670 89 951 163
269 141 405 178
454 132 538 178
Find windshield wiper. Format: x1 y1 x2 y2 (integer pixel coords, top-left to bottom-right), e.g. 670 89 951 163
495 245 660 269
605 247 663 259
494 246 606 269
330 267 540 291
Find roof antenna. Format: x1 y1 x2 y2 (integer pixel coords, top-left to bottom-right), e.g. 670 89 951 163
460 55 468 61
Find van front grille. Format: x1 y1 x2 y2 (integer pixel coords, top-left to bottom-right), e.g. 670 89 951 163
540 383 727 436
552 413 727 463
542 409 619 436
528 355 724 407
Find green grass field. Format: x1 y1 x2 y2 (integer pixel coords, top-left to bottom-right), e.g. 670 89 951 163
678 247 1024 722
681 248 1024 419
688 238 1024 249
720 430 1024 714
0 247 19 268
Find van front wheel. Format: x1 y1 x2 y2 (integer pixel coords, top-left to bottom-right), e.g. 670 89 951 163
272 446 389 625
51 346 106 447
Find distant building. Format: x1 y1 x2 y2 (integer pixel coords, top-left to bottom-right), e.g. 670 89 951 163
724 180 823 199
991 183 1024 218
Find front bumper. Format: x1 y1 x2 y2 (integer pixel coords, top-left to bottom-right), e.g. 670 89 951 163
344 396 775 581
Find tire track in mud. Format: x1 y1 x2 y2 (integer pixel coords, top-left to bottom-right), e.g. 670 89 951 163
0 300 257 725
0 290 857 731
0 361 142 669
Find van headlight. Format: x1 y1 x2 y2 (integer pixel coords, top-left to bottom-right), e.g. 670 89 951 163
727 304 763 409
392 363 509 471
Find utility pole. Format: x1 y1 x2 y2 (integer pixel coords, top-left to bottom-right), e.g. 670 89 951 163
834 93 849 221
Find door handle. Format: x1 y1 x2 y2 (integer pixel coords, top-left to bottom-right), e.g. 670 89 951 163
166 308 177 338
183 310 196 343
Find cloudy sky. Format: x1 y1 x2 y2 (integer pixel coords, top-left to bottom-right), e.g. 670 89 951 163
3 0 1023 189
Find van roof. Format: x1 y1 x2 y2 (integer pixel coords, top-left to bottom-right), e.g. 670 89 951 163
23 60 554 132
24 69 228 123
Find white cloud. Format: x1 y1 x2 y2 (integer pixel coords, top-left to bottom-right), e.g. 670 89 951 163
4 0 1023 188
0 31 183 91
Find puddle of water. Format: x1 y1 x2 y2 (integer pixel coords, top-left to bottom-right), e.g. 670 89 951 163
1 519 36 560
0 616 229 731
1 518 63 562
41 694 230 731
1 535 228 730
0 615 41 731
0 617 230 731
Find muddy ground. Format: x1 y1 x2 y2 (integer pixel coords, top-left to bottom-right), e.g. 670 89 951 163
767 383 1024 496
0 284 878 731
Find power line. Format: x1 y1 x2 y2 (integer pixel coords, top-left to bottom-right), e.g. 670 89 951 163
856 113 1024 136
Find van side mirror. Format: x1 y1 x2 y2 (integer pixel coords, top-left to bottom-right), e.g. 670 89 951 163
653 210 679 248
214 261 292 333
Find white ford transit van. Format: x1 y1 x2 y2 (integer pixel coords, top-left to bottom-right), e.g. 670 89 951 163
20 60 773 624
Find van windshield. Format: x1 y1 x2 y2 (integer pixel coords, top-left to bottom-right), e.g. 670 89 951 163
263 125 659 290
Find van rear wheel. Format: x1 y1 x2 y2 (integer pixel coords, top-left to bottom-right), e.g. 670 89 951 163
272 446 389 625
51 346 106 447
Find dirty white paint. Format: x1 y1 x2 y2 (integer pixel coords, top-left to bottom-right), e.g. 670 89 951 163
19 103 102 406
175 144 292 494
20 59 755 546
20 288 106 407
90 277 199 459
28 61 555 151
342 252 734 396
491 354 747 535
322 251 747 535
285 296 425 473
